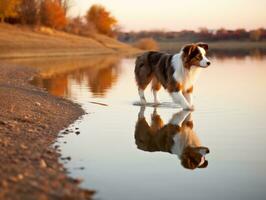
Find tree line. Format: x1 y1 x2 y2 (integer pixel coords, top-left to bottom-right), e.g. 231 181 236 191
1 1 264 41
119 28 266 42
0 0 118 36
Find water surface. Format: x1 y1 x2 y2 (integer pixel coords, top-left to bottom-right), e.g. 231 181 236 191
29 54 266 200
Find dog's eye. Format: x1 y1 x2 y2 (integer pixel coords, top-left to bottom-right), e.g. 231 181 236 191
195 56 200 60
196 55 202 60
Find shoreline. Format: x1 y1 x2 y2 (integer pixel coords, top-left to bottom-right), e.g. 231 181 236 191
0 63 93 199
158 40 266 52
0 49 142 60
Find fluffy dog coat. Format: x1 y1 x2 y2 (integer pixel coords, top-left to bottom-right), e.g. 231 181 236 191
134 43 211 110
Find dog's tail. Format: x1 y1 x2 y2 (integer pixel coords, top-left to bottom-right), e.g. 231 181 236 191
135 51 160 74
135 52 150 69
134 52 154 88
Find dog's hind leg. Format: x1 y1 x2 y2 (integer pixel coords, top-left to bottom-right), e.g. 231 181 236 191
138 88 147 104
137 74 153 105
135 53 153 105
151 108 164 131
151 78 161 105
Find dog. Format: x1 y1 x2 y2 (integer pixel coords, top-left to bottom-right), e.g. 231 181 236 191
134 107 209 170
134 43 211 110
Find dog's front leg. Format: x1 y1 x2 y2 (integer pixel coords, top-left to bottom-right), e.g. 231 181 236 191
183 92 193 106
138 105 146 119
183 86 194 106
170 110 191 126
171 91 193 110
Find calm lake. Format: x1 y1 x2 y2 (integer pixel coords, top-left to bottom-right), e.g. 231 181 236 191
14 53 266 200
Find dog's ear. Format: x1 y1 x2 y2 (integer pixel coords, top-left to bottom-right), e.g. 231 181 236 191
182 44 195 56
197 42 209 51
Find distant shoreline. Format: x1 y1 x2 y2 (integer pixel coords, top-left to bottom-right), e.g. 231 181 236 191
159 40 266 52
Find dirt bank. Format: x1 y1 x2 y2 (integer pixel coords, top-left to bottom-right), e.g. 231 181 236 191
0 24 141 59
0 64 93 199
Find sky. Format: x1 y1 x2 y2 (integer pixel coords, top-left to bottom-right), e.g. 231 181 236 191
69 0 266 31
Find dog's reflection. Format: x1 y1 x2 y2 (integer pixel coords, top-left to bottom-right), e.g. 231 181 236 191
134 107 210 170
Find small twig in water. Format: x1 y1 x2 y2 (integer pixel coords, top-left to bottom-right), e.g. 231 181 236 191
89 101 108 107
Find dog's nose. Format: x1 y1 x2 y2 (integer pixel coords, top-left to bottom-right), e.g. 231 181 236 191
207 61 211 66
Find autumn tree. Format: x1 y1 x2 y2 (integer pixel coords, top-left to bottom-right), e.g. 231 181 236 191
40 0 67 29
250 28 262 41
18 0 39 25
133 38 159 51
0 0 20 22
86 4 117 36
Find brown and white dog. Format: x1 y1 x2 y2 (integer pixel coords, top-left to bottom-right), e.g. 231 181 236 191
134 43 211 110
135 107 210 170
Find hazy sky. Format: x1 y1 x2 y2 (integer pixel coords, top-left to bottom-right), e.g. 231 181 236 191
69 0 266 31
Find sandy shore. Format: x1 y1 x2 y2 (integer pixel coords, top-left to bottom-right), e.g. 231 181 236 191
0 64 93 199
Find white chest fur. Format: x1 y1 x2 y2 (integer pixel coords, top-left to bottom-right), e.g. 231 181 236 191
171 53 202 90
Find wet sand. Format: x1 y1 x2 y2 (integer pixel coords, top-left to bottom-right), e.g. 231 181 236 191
0 64 93 199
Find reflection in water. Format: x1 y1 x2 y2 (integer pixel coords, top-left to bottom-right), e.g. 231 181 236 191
32 75 69 97
210 49 266 61
31 56 121 97
135 106 210 170
85 62 120 97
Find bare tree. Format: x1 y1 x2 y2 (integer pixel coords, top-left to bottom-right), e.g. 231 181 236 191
57 0 72 15
18 0 39 25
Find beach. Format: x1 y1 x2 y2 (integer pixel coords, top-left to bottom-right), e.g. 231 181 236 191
0 64 93 200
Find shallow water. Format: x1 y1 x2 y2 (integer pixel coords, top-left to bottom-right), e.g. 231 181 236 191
30 54 266 200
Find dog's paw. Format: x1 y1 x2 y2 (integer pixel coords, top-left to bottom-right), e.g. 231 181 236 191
140 100 147 105
153 101 160 106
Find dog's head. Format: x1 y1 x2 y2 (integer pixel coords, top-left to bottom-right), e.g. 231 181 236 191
182 43 211 68
180 146 210 170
